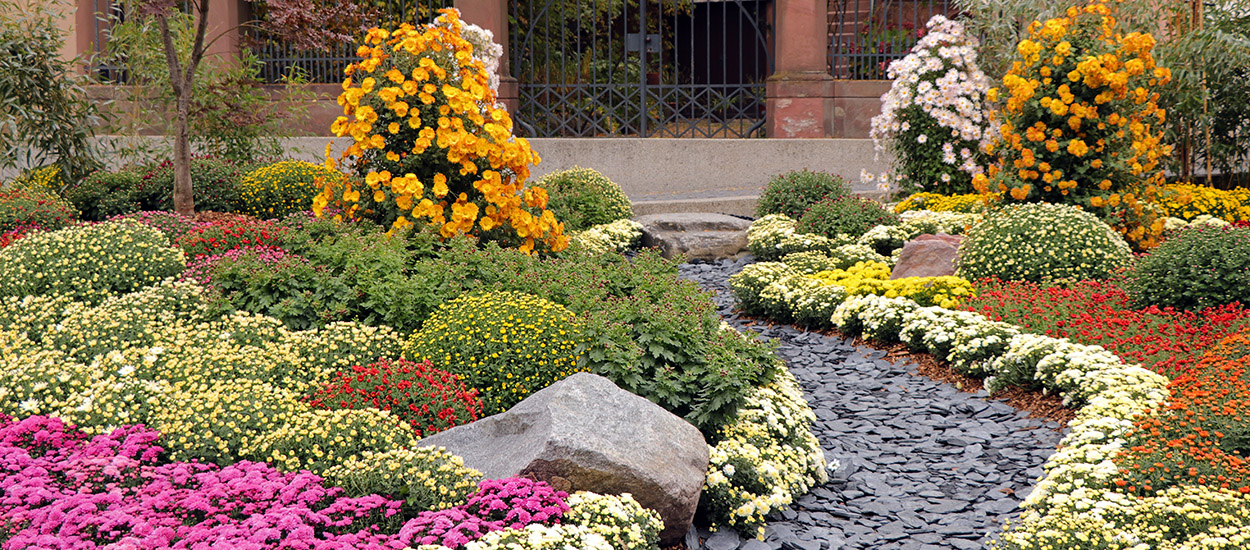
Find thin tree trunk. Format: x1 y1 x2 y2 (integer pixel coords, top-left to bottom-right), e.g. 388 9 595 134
173 89 194 215
158 0 211 217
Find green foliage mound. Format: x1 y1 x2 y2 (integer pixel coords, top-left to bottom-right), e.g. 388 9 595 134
0 220 186 304
404 290 588 415
0 185 77 231
134 157 247 213
536 166 634 232
65 169 145 221
796 195 899 240
956 203 1132 284
756 169 851 219
1128 224 1250 311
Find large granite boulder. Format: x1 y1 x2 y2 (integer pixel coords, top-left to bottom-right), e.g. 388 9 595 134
416 372 709 545
636 213 752 260
890 233 964 279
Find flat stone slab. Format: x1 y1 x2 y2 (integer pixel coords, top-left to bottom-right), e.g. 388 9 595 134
636 213 752 260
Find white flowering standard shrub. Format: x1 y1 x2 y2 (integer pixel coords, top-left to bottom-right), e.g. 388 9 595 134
869 15 995 196
567 219 644 255
702 366 828 538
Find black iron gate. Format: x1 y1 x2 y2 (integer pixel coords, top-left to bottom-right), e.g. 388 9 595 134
509 0 774 138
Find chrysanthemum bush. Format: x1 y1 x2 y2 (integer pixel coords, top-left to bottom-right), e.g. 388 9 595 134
1154 182 1250 224
0 185 77 231
870 15 995 196
701 366 828 537
308 357 483 438
404 290 588 415
174 216 288 256
796 195 900 241
536 166 633 232
956 202 1131 284
317 9 567 253
976 1 1172 248
0 220 186 305
755 169 851 220
322 447 483 512
239 160 344 219
1126 224 1250 311
893 191 990 214
567 218 643 255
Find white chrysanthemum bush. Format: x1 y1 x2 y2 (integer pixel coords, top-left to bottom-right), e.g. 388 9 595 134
870 15 996 196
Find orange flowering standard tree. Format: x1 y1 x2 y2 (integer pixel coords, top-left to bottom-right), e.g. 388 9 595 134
315 9 568 254
974 1 1173 249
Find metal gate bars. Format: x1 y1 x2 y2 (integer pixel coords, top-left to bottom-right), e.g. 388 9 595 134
509 0 775 138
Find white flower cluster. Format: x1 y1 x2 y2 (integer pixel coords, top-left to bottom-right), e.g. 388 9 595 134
703 367 828 538
1163 214 1230 232
869 15 995 193
568 219 644 255
758 273 848 328
435 9 504 93
745 214 856 261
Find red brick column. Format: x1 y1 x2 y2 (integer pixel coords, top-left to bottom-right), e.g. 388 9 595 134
455 0 517 114
766 0 834 138
205 0 248 64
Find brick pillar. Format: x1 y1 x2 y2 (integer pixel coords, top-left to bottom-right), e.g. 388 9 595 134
455 0 517 114
766 0 834 138
205 0 248 64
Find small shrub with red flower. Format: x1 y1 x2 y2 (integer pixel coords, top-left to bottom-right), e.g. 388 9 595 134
174 216 288 257
308 357 482 438
0 223 41 249
0 185 77 232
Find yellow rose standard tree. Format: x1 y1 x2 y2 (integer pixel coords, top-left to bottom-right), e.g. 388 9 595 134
975 1 1172 248
316 9 568 254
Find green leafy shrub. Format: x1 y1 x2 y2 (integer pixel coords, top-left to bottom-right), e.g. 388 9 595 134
536 167 634 232
64 169 145 221
187 246 355 330
0 185 77 232
239 160 343 219
756 169 852 219
796 195 899 240
133 157 246 213
1127 224 1250 311
321 447 482 512
404 291 588 415
0 220 186 304
956 202 1132 284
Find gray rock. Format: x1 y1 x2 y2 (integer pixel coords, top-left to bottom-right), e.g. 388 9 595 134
417 372 708 545
707 529 744 550
889 236 961 279
636 213 752 260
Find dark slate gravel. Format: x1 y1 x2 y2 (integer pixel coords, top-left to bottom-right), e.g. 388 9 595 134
679 257 1066 550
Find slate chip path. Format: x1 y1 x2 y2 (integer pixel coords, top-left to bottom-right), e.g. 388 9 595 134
678 258 1067 550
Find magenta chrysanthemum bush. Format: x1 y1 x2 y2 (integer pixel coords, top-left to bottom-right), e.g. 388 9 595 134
0 415 574 550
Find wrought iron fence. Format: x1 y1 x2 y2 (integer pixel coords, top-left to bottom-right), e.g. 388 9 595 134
252 0 453 83
89 0 132 83
510 0 774 138
829 0 956 80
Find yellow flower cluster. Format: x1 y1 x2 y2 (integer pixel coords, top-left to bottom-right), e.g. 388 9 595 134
249 408 418 474
1153 182 1250 223
318 9 567 253
404 291 587 415
0 220 187 305
11 164 66 193
977 1 1172 249
996 485 1250 550
893 192 995 214
238 160 346 219
808 261 976 308
322 447 483 512
562 492 664 550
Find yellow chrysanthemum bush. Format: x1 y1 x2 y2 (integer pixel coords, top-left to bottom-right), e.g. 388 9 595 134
976 1 1173 249
1154 182 1250 224
317 9 568 253
238 160 345 219
403 290 588 415
893 192 994 214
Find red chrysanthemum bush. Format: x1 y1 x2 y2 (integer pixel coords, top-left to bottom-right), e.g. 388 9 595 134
1112 330 1250 496
308 358 482 438
961 278 1250 377
174 217 288 257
